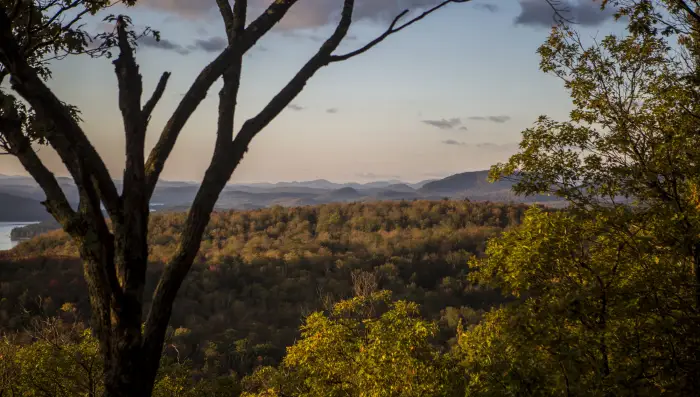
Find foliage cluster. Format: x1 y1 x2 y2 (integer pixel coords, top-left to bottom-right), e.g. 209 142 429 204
0 200 526 380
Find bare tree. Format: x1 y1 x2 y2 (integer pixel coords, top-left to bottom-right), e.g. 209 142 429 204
0 0 468 395
351 269 378 298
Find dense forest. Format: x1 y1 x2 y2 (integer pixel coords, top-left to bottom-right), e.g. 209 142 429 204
8 219 60 241
0 201 525 386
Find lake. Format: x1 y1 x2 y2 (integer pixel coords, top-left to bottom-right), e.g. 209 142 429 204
0 222 39 251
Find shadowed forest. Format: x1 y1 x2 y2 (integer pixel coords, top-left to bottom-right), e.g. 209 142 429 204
0 201 520 381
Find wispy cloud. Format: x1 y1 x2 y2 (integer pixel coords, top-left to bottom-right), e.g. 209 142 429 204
442 139 466 145
422 118 462 130
326 108 339 114
138 35 190 55
467 115 511 123
138 35 227 55
193 36 227 52
287 104 305 111
515 0 615 28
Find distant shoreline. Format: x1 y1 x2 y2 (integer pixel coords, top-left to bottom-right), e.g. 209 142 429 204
5 221 51 242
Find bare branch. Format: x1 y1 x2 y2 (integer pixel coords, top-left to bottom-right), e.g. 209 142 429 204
330 0 468 63
214 0 246 146
114 15 145 153
142 71 171 126
142 0 356 375
232 0 247 35
216 0 236 37
239 0 355 141
544 0 577 26
143 0 299 198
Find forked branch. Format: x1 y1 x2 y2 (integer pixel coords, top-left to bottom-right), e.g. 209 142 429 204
142 0 357 370
143 0 299 198
330 0 470 63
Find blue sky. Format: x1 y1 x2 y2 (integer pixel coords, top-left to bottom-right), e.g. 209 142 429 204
0 0 621 183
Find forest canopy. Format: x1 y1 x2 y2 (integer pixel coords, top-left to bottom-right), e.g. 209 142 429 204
0 200 526 395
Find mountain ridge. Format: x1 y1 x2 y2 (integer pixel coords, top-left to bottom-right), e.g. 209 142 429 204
0 170 562 222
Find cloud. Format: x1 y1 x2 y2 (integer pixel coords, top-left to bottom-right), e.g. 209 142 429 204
422 118 462 130
326 108 339 114
442 139 465 145
474 3 498 12
459 126 468 131
515 0 615 27
138 35 190 55
468 115 511 123
138 35 227 55
140 0 464 30
193 36 227 52
287 104 305 111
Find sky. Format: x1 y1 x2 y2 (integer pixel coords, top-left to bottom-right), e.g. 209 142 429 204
0 0 624 183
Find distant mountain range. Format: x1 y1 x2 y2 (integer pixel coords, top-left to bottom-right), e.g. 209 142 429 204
0 170 562 222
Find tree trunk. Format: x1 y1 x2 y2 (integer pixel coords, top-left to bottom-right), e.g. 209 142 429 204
103 349 151 397
694 242 700 309
80 229 159 397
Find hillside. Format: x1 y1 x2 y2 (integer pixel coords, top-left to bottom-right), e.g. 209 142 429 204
0 192 54 222
420 170 505 193
420 170 562 203
0 200 531 376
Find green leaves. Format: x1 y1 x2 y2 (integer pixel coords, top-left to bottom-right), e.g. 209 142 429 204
486 18 700 395
0 316 239 396
242 291 463 397
462 209 700 395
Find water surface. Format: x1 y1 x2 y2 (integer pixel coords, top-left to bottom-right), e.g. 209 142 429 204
0 222 39 251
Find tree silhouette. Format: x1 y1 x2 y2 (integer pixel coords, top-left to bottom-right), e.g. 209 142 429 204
0 0 468 395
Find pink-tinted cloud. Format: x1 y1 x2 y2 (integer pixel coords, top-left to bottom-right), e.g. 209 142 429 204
139 0 456 29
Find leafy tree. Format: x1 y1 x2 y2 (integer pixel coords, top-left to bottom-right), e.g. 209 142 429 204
461 0 700 395
491 0 700 305
0 314 239 396
242 290 463 397
0 1 468 395
461 208 700 395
